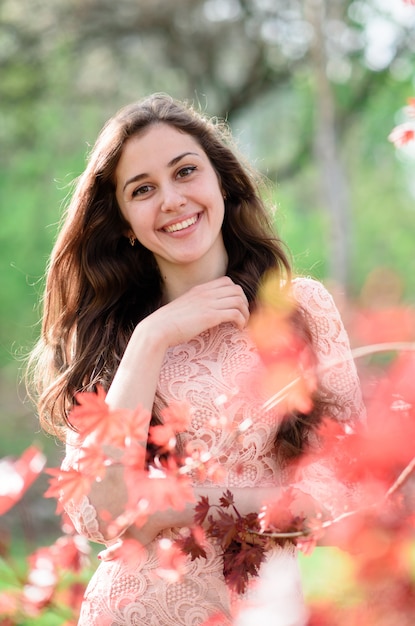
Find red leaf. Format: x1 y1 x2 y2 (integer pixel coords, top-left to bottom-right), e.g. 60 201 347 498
219 489 235 509
258 487 310 533
44 467 94 512
69 387 151 455
207 509 238 549
69 386 143 443
148 424 176 449
121 441 147 471
357 353 415 485
223 540 265 594
69 385 111 437
109 404 151 448
124 464 195 520
160 400 192 432
75 443 108 480
175 526 207 561
194 495 211 526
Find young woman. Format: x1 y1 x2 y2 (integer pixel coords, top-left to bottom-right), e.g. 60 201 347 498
29 94 364 625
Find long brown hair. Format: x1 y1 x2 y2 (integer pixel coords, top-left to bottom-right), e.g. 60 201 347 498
28 93 320 454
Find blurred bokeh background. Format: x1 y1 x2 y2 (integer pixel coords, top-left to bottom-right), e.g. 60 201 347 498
1 0 414 551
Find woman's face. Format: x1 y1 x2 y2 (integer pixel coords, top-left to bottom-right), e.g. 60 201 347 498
115 123 227 281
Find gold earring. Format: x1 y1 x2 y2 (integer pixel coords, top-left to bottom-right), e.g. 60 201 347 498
129 235 136 247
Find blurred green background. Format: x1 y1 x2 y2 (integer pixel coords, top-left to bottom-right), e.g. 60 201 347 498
1 0 414 564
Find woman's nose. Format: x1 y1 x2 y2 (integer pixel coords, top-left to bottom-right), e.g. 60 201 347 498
160 184 186 212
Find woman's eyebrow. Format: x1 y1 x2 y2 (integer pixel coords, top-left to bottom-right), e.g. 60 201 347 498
122 151 200 192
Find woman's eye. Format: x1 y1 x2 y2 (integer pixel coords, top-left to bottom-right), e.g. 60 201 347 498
132 184 152 198
177 166 196 179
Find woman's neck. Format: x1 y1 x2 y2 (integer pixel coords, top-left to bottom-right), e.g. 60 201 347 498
160 255 229 303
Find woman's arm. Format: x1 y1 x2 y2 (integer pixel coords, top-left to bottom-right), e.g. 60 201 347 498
63 277 250 542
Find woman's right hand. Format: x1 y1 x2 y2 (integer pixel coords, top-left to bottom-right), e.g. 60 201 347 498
145 276 250 348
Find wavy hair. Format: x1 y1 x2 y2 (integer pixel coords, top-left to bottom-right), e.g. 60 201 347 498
28 93 322 457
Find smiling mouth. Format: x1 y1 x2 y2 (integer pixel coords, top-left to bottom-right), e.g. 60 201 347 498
162 214 200 233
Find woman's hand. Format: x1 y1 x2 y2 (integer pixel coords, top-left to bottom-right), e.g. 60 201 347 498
146 276 250 348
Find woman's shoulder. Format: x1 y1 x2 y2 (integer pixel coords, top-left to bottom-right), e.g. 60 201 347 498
289 275 336 311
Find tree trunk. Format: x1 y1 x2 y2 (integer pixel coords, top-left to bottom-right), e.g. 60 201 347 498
305 0 351 291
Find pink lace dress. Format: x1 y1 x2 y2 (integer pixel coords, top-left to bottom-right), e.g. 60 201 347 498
64 278 365 626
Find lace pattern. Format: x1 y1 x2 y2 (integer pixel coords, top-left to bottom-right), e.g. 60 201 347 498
292 278 364 423
62 277 364 625
79 528 232 626
65 495 106 544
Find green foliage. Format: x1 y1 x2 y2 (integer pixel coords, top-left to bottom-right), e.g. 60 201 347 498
0 0 413 375
1 80 414 370
0 98 102 368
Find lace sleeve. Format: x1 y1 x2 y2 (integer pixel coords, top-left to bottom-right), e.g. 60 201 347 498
291 277 365 515
292 277 365 424
60 433 107 544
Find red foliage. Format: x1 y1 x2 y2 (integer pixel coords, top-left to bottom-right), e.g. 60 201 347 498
259 488 316 534
0 446 46 515
249 293 317 416
39 340 415 610
124 458 195 522
69 385 115 438
44 466 95 513
18 534 90 617
70 385 150 446
155 538 188 583
351 306 415 345
175 525 208 560
108 404 151 449
148 402 193 451
388 123 415 147
3 290 410 625
98 537 144 569
160 400 193 432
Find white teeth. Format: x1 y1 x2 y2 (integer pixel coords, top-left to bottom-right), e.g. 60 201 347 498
163 215 198 233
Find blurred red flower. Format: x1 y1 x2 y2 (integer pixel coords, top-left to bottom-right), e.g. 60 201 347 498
388 123 415 147
0 446 46 515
